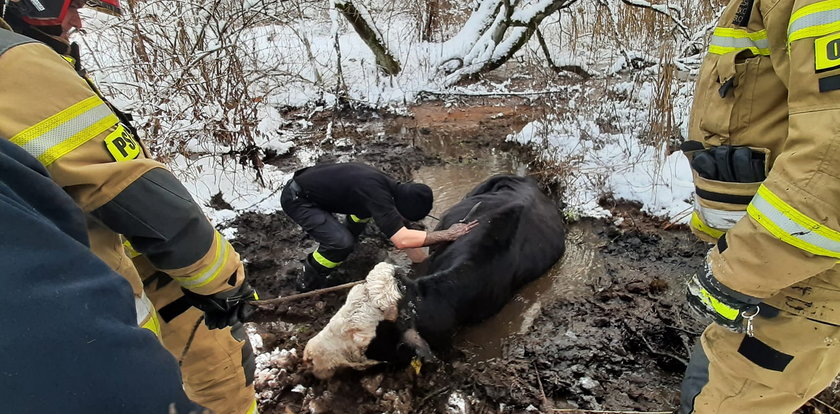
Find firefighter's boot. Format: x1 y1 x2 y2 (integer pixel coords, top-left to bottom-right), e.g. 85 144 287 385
298 253 332 292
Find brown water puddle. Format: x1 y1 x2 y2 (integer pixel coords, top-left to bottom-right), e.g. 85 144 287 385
458 225 603 361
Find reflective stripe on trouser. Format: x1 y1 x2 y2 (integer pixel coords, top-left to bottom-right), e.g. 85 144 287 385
141 261 257 414
312 249 341 269
346 214 369 239
135 291 161 337
679 310 840 413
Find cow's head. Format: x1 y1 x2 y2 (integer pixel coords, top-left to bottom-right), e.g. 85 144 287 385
303 262 433 379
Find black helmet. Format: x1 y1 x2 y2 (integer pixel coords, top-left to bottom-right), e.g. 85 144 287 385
5 0 120 27
394 182 433 222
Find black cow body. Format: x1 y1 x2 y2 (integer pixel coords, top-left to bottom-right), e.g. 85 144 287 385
366 175 567 363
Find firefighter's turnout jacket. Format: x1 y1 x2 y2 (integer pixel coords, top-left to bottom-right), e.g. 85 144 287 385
686 0 840 326
0 22 257 414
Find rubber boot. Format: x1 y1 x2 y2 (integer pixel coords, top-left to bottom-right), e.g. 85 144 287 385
298 253 331 292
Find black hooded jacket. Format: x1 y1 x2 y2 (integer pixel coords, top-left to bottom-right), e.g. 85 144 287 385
293 162 431 237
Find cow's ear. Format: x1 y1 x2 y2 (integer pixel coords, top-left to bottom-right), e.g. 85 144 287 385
400 329 435 361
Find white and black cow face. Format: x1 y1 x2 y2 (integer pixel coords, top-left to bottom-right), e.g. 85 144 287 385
303 262 405 379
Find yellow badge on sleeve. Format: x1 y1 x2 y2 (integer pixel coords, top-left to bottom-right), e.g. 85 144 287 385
815 32 840 72
104 124 141 162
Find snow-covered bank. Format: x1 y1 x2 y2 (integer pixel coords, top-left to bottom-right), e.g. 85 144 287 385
508 78 696 223
76 0 711 230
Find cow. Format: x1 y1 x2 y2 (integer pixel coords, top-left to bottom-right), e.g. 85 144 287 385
303 175 567 379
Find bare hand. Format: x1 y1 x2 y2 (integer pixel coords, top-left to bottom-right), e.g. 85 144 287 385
446 220 478 241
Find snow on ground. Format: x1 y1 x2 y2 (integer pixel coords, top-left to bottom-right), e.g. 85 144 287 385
508 75 696 223
78 1 703 233
510 119 694 221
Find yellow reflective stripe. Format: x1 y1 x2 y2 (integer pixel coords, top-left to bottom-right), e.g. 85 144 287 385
708 45 771 55
10 95 118 166
122 239 141 258
747 185 840 258
313 250 341 268
691 211 725 240
714 27 768 41
141 312 161 338
708 27 770 55
700 288 740 321
350 214 371 223
136 293 161 337
788 0 840 43
179 231 231 288
245 399 258 414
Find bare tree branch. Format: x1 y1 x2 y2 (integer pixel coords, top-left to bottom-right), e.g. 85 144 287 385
535 27 592 79
619 0 690 39
333 0 401 75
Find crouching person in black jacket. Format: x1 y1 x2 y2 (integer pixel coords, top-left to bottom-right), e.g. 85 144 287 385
281 162 477 291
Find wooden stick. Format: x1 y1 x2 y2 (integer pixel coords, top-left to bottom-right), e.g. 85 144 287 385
533 362 553 410
249 280 364 307
812 398 840 414
552 410 673 414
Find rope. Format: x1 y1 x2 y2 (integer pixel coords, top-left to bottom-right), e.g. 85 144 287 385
249 280 364 307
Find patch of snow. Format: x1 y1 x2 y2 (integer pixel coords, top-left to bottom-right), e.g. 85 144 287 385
509 77 695 222
220 227 239 241
578 376 600 390
245 324 263 350
169 155 292 221
446 391 467 414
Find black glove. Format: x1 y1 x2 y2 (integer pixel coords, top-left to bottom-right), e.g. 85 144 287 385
181 282 258 330
690 145 766 183
686 263 761 335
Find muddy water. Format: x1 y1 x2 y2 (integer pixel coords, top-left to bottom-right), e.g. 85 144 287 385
458 226 604 361
411 137 606 362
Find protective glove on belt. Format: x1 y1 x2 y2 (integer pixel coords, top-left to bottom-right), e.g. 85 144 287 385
182 281 259 330
686 255 762 336
683 143 766 183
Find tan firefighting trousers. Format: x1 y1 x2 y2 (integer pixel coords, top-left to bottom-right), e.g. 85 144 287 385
681 310 840 413
134 257 258 414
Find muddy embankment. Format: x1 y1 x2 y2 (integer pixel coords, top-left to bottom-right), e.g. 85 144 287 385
229 99 839 414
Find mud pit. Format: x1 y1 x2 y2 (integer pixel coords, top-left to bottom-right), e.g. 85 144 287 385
230 100 839 413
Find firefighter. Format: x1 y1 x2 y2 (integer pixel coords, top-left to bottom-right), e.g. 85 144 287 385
680 0 840 412
0 1 259 413
280 162 478 291
0 139 208 414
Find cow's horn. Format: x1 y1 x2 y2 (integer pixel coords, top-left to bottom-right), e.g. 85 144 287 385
401 329 435 361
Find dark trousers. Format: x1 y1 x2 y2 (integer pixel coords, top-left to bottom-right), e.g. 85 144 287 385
280 179 366 267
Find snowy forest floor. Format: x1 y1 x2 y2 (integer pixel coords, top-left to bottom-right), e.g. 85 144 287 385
225 98 840 414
